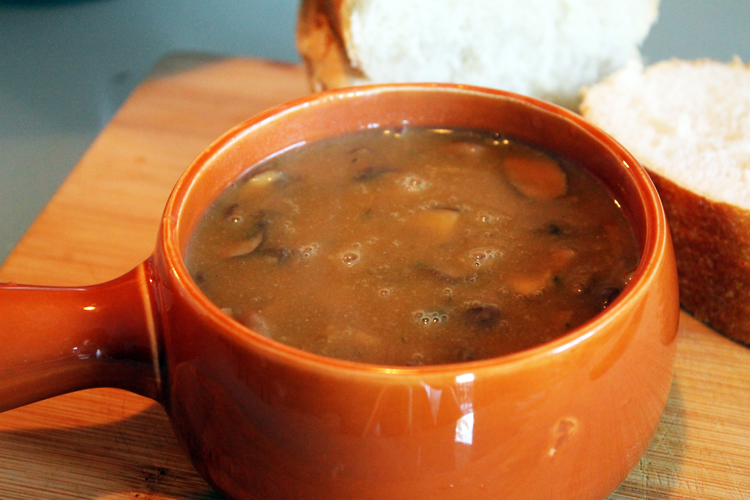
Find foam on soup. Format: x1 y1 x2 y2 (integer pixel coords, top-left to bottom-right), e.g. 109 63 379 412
185 127 640 366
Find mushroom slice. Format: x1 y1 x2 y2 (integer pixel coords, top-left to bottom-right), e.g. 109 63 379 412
504 153 567 199
509 270 554 296
415 263 461 284
260 246 296 265
225 230 264 258
248 169 288 187
441 140 492 158
463 303 502 328
239 311 273 338
320 326 382 360
597 286 622 309
237 169 290 199
354 166 395 182
549 247 578 269
407 208 460 244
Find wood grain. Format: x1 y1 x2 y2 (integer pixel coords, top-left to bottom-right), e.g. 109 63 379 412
0 54 748 499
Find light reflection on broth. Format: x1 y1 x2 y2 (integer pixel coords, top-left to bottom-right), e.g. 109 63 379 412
186 127 640 366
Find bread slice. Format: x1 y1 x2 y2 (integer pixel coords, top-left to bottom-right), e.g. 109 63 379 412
296 0 660 109
581 59 750 345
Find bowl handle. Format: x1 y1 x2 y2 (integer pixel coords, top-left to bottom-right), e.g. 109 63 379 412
0 258 163 412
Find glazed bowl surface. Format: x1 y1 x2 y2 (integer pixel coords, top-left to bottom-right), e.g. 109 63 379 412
0 83 680 500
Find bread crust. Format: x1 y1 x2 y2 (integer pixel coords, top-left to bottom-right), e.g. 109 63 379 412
296 0 363 91
647 169 750 345
580 58 750 345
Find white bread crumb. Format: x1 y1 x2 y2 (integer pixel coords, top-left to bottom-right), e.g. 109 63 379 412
582 59 750 209
346 0 659 108
298 0 660 109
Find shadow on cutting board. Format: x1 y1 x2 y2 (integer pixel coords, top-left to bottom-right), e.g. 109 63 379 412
0 394 223 499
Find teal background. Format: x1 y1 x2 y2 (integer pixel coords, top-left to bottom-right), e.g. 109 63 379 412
1 0 748 263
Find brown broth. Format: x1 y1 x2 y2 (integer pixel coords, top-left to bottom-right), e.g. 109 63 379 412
185 127 640 366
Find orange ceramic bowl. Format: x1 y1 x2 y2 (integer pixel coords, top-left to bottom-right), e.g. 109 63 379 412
0 84 679 500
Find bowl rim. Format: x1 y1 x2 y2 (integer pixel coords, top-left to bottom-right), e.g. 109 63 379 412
161 82 670 379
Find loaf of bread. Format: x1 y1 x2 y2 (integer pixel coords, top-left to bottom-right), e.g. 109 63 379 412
581 59 750 345
296 0 660 109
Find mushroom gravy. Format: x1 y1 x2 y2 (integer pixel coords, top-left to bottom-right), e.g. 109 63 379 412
185 127 640 366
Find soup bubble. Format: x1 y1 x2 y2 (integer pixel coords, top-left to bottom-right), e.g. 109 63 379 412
299 243 319 259
413 310 448 325
477 211 499 224
342 252 359 265
401 175 430 192
340 245 361 266
469 247 501 267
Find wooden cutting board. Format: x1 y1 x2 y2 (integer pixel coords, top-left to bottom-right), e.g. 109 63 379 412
0 54 748 499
